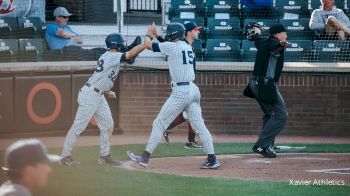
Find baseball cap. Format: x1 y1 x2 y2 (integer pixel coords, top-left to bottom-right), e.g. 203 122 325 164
184 22 202 32
269 23 286 35
53 7 72 17
2 139 61 172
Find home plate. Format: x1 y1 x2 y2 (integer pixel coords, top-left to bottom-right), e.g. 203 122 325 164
218 155 242 159
275 146 306 150
246 159 272 164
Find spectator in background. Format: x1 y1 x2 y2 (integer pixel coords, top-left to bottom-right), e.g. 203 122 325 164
45 7 141 60
241 0 274 18
241 0 273 9
0 139 60 196
0 0 45 21
309 0 350 40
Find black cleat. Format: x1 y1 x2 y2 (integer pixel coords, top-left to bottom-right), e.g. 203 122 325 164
252 145 277 158
162 130 170 144
99 154 122 166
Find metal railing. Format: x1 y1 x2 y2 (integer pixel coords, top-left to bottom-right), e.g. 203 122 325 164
127 0 162 13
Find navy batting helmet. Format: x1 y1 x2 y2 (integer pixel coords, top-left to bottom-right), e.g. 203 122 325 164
105 33 126 50
165 23 185 41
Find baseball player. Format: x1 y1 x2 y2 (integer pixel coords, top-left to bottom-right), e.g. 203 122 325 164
151 23 203 149
163 112 203 149
60 33 145 166
0 139 60 196
127 23 220 169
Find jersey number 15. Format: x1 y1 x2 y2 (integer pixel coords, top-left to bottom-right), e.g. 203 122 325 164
182 51 194 65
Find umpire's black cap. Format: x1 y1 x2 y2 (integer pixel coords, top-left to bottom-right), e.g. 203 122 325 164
269 24 286 35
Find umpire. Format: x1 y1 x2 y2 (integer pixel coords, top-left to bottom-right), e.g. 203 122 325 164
244 23 289 158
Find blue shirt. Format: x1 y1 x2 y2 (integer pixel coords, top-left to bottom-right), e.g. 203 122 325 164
241 0 273 9
45 23 78 50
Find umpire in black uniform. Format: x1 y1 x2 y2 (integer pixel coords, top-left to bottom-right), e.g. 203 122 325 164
244 23 289 158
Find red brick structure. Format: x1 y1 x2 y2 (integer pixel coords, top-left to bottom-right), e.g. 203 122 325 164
0 62 349 137
118 72 350 136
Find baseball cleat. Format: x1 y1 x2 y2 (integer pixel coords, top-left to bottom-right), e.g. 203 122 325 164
162 130 170 144
200 159 220 169
59 156 80 166
184 141 203 149
252 145 277 158
99 154 122 166
127 151 149 167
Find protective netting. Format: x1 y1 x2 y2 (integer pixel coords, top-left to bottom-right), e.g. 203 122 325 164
0 0 350 64
0 0 118 62
168 0 350 63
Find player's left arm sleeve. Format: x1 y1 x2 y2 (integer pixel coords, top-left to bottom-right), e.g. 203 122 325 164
120 53 135 64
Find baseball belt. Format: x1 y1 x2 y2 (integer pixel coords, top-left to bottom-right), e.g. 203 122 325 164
85 83 104 95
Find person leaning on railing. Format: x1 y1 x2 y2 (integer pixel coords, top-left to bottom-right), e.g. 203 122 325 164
45 7 141 60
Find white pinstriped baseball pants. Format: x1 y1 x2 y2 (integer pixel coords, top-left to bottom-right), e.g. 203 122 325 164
62 85 114 157
146 82 215 154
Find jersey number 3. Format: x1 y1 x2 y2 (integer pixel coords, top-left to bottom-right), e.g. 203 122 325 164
96 59 104 72
182 51 194 65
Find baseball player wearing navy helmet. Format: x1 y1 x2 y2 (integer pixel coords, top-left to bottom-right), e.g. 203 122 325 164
151 22 204 149
61 33 145 166
127 23 220 169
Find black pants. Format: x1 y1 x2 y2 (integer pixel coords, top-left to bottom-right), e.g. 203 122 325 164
63 45 106 61
249 79 288 148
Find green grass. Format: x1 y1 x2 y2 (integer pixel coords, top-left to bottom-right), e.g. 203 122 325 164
1 143 349 196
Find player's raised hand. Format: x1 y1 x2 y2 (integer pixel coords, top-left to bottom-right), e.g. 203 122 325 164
151 22 159 38
105 91 116 99
146 25 154 37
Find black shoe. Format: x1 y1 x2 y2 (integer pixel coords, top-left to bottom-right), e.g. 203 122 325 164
162 130 170 144
252 145 277 158
126 36 141 51
200 159 220 169
99 154 122 166
184 141 203 149
127 151 149 167
60 156 80 166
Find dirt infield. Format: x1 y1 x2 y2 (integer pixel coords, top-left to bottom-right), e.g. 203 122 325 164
122 153 350 185
1 134 349 185
1 134 350 149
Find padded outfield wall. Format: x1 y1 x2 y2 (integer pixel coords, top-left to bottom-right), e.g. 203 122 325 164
0 60 349 137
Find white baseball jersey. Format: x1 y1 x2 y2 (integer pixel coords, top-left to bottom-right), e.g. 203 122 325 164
87 51 123 91
145 40 215 156
154 40 195 82
62 51 124 157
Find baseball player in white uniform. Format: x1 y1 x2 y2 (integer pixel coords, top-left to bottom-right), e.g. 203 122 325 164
127 23 220 169
60 33 145 166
